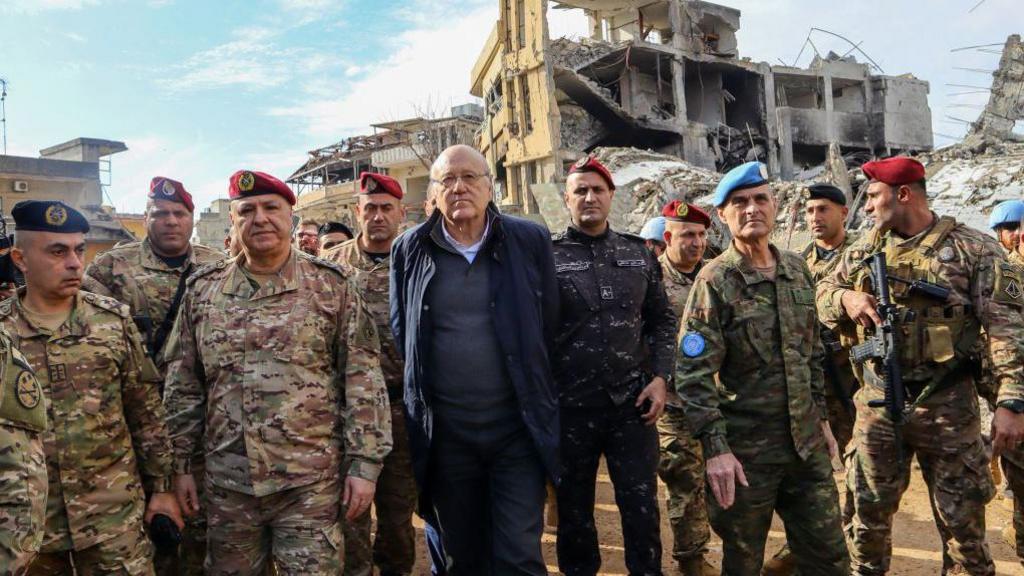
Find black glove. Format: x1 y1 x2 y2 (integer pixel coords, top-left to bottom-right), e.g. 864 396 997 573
149 514 182 553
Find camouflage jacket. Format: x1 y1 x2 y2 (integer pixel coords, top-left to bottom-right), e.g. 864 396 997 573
324 236 403 399
676 242 828 464
801 232 861 283
83 238 223 368
657 252 700 409
551 226 677 407
163 249 392 498
817 215 1024 404
0 291 172 552
0 327 47 572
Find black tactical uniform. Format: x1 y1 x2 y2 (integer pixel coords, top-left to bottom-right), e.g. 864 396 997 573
551 225 677 576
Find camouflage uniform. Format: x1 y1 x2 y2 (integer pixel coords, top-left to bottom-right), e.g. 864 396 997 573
0 291 173 575
676 242 849 575
0 329 47 575
996 249 1024 568
655 252 710 566
325 237 417 576
163 249 392 576
551 226 676 576
801 232 860 453
83 237 222 575
817 215 1024 575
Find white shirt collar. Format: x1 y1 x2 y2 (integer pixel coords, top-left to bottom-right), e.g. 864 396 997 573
441 217 491 264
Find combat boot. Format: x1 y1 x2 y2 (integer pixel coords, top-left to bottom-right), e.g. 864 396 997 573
677 555 714 576
761 545 797 576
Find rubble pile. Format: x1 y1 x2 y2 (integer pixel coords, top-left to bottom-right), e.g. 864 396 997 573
549 37 619 72
920 141 1024 233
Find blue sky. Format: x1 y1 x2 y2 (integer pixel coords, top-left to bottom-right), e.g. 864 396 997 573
1 0 1021 214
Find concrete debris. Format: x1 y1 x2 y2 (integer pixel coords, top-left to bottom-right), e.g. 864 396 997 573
965 34 1024 148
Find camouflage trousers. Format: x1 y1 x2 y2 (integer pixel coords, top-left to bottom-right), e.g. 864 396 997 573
656 406 710 562
153 456 206 576
1002 446 1024 567
205 476 343 576
344 403 417 576
27 524 155 575
0 426 46 576
846 380 995 576
708 448 848 575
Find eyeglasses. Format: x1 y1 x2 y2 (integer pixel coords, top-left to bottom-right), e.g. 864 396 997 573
430 173 490 189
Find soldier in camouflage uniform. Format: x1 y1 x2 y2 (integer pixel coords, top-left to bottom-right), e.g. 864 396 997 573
0 327 47 576
817 158 1024 575
82 177 221 575
676 162 848 575
324 173 417 576
4 201 180 576
163 170 391 576
986 199 1024 569
763 184 861 576
655 200 713 576
552 156 676 576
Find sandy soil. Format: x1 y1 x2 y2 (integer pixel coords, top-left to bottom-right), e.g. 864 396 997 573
399 460 1023 575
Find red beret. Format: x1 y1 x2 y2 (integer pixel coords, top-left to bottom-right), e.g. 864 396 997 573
149 177 194 212
228 170 296 206
360 172 403 200
568 155 615 190
662 200 711 228
862 157 925 187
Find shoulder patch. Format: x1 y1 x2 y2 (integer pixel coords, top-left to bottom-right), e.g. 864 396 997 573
994 261 1024 307
680 332 706 358
81 291 131 318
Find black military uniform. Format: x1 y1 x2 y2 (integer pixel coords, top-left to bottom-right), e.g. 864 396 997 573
551 224 677 576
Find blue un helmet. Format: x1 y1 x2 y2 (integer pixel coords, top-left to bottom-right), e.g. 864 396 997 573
640 217 667 243
989 200 1024 230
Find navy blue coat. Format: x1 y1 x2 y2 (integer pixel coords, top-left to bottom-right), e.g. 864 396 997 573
389 206 561 500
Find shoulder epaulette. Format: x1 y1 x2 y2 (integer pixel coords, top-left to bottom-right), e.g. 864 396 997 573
298 251 347 278
187 259 228 286
191 243 226 260
80 291 131 318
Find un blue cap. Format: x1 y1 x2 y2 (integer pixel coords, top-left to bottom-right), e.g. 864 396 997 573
639 217 666 242
989 200 1024 230
713 161 770 207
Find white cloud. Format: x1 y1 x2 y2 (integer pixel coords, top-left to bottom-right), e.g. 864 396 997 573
267 3 498 139
1 0 99 13
160 27 308 91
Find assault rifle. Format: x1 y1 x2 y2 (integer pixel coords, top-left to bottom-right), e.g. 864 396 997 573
849 252 950 460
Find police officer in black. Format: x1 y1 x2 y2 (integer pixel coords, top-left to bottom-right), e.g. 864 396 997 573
551 156 676 576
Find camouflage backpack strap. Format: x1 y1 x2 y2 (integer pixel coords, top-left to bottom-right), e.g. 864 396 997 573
918 216 957 256
0 334 46 433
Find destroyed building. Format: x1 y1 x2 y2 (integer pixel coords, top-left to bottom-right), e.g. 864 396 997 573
470 0 933 217
0 137 135 262
287 105 483 225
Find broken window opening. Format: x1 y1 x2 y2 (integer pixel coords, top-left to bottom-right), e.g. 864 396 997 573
522 75 534 133
516 0 527 50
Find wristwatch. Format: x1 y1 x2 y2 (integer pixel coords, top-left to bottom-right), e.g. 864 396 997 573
997 399 1024 414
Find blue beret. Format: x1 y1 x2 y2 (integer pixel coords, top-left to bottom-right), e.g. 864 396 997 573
639 217 666 242
989 200 1024 230
713 161 769 207
12 201 90 234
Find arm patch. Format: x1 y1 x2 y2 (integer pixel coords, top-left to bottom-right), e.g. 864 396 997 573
993 262 1024 307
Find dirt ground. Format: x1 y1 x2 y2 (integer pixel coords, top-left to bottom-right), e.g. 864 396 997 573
400 460 1024 575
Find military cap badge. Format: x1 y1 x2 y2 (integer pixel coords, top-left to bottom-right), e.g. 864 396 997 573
676 203 689 218
574 155 591 169
366 177 379 192
15 370 40 409
238 171 256 192
44 204 68 226
162 179 177 196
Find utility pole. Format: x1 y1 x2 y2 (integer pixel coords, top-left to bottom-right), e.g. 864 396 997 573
0 78 7 155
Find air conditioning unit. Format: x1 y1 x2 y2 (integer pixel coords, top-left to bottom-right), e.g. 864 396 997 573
12 181 29 193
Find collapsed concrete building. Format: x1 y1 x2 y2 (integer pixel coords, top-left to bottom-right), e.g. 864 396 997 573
470 0 933 218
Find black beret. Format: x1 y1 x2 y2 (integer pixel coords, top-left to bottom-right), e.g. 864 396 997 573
317 221 353 238
806 183 846 206
12 201 90 233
